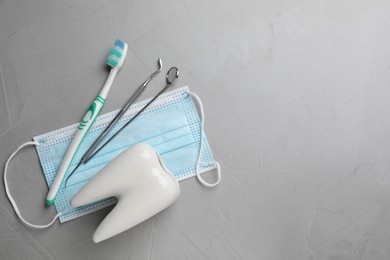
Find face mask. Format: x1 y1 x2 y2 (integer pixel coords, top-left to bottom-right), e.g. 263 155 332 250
4 86 221 228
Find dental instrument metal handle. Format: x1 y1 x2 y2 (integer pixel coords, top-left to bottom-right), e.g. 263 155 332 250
66 68 179 186
86 67 180 163
79 58 163 165
64 60 163 187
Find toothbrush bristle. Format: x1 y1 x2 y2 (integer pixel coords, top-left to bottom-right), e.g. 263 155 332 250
114 39 125 49
106 39 127 68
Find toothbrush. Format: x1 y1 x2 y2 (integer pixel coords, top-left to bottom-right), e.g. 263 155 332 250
45 39 128 206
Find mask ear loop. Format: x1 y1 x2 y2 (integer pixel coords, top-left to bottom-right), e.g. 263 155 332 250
4 141 65 229
189 92 221 187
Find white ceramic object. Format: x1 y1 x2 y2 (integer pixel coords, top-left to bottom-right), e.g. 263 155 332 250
71 143 180 243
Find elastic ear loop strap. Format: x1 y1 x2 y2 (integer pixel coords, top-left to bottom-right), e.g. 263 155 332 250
4 141 63 229
189 92 221 187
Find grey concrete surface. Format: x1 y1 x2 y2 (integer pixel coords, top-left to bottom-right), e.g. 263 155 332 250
1 0 390 259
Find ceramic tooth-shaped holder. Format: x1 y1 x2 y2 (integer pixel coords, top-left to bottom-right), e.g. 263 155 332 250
71 143 180 243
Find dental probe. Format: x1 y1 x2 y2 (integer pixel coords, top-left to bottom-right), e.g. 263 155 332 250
64 67 179 186
64 59 162 187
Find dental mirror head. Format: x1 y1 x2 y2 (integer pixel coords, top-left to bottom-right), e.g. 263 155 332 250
166 67 179 84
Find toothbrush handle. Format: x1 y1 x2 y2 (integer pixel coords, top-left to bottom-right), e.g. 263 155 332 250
45 96 106 206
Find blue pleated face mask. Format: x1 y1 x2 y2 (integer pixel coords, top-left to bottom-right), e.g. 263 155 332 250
24 86 220 223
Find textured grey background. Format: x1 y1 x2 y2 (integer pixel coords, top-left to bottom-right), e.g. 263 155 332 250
1 0 390 259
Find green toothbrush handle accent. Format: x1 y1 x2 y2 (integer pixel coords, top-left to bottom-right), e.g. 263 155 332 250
78 96 106 131
45 95 106 205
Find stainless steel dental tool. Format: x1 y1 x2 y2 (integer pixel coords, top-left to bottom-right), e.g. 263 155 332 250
64 59 163 185
65 66 179 186
80 58 162 163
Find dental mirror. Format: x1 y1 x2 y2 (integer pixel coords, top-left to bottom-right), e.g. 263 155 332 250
166 67 179 84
